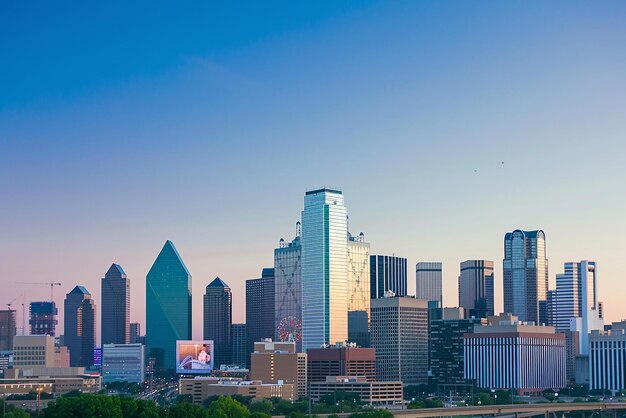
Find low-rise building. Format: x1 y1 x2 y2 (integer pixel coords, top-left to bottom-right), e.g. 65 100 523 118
102 343 145 384
464 314 566 395
589 323 626 395
309 376 403 406
179 377 293 404
307 343 375 382
0 375 102 396
250 340 307 399
12 335 55 367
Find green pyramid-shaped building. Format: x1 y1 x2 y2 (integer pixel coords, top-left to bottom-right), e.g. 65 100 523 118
146 240 192 370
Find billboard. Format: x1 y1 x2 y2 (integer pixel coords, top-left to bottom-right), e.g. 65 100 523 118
176 340 214 374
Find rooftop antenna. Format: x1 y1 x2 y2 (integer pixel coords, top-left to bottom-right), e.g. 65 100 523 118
295 221 301 238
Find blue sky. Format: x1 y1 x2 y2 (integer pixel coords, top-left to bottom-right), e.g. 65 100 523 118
1 1 625 339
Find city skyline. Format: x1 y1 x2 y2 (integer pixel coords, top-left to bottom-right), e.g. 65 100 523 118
2 2 626 342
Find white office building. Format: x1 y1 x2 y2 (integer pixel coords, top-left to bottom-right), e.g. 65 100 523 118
590 322 626 395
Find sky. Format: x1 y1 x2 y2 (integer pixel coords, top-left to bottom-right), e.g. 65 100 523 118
1 1 626 341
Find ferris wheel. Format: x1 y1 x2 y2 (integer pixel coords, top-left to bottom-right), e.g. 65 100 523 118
277 316 302 342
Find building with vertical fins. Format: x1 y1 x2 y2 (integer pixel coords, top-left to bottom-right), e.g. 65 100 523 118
274 224 302 350
146 240 192 370
415 262 443 305
458 260 495 318
370 255 407 299
246 268 275 364
204 277 232 368
464 314 566 395
64 286 96 368
29 302 58 336
101 263 130 345
503 229 549 325
301 188 348 351
347 232 370 347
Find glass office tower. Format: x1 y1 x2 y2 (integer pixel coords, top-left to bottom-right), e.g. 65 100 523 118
503 229 548 324
101 263 130 345
301 188 348 351
458 260 495 318
274 225 302 350
146 240 191 370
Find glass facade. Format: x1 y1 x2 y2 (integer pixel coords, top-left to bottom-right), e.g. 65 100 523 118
274 233 302 350
370 255 407 299
458 260 495 318
64 286 96 368
101 263 130 345
503 230 548 324
301 189 348 351
246 268 275 363
203 277 232 368
102 343 145 383
146 240 191 370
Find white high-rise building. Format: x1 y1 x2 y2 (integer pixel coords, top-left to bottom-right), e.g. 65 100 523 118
415 262 442 305
554 261 603 355
301 188 348 351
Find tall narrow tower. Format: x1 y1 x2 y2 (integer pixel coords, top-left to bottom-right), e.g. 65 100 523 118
301 188 348 351
146 240 191 370
64 286 96 368
101 263 130 345
503 229 548 324
203 277 232 368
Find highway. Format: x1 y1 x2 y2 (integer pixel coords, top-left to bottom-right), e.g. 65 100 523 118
390 402 626 417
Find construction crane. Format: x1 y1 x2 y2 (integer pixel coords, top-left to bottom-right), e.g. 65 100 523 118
16 282 62 301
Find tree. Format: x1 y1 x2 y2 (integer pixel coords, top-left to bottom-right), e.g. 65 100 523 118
5 409 31 418
543 389 556 402
43 394 123 418
206 396 250 418
167 402 209 418
249 399 273 415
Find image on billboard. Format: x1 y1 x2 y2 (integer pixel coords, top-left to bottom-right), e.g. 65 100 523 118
176 340 214 374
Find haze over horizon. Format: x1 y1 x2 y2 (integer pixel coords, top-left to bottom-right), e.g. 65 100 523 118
1 1 626 340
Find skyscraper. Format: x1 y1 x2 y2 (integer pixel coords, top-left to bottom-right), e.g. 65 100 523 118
415 262 443 304
274 226 302 349
230 323 247 368
246 268 275 362
347 233 370 314
204 277 232 368
370 296 429 385
554 261 603 355
370 255 407 299
0 310 16 351
347 233 370 347
64 286 96 368
458 260 495 318
301 188 348 351
146 240 192 370
503 229 549 324
29 302 58 336
101 263 130 345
